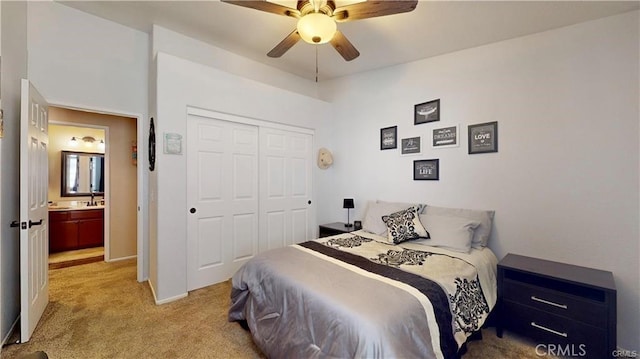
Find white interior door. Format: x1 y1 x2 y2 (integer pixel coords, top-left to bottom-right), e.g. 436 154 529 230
20 79 49 342
187 115 259 291
260 127 314 251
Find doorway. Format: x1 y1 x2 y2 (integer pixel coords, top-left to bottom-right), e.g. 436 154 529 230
48 106 138 268
48 123 106 269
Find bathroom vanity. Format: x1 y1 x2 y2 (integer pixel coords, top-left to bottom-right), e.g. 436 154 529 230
49 207 104 253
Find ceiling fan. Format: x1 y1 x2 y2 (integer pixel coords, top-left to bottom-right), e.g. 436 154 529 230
221 0 418 61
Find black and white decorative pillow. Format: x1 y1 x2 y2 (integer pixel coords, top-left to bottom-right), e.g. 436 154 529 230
381 206 430 244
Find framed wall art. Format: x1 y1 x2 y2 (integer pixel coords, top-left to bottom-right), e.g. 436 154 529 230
401 136 421 155
468 121 498 154
164 133 183 155
414 99 440 125
380 126 398 150
432 125 459 148
413 159 439 180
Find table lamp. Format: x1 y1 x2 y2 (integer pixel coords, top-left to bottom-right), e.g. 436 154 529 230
343 198 355 227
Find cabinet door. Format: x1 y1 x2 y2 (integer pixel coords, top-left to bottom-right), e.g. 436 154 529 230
78 218 104 249
49 220 79 253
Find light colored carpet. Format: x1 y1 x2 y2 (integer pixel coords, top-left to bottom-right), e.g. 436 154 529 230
3 259 546 359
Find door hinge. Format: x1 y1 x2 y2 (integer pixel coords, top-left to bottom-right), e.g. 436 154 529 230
0 109 4 139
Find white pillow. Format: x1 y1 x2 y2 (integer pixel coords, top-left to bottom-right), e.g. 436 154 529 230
423 205 494 248
381 206 429 244
415 214 480 253
362 201 422 236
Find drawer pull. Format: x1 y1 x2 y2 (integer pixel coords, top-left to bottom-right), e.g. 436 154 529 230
531 322 568 338
531 296 568 309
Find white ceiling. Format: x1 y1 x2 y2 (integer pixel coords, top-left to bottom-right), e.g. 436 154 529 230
58 1 639 81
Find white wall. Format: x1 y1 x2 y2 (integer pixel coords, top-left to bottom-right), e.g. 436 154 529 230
152 51 331 302
151 25 319 99
27 2 148 115
26 2 150 279
318 11 639 350
0 0 27 345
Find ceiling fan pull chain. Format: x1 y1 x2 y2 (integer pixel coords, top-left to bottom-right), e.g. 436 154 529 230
315 46 319 83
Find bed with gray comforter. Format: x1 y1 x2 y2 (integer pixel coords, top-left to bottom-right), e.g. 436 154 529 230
228 230 498 359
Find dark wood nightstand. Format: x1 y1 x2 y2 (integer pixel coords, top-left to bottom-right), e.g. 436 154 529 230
318 222 354 238
497 253 616 359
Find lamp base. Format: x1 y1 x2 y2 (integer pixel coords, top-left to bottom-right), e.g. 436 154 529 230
344 223 353 228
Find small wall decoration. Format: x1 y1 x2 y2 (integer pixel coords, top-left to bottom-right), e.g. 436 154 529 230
148 118 156 171
401 136 421 155
132 142 137 165
468 121 498 154
380 126 398 150
414 99 440 125
414 159 439 180
164 133 183 155
432 125 459 148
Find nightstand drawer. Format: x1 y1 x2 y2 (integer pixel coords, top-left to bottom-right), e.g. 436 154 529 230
318 222 352 238
503 279 607 327
503 301 605 358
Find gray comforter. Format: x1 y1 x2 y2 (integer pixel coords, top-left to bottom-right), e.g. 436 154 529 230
229 233 497 359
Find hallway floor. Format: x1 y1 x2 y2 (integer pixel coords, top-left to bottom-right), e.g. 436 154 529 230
49 247 104 269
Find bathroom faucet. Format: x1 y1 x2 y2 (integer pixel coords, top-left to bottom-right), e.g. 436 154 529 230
90 192 95 206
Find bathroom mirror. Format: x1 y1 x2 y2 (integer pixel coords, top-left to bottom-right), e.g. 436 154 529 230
61 151 105 197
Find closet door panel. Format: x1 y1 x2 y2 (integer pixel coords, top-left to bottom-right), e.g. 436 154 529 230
187 116 258 291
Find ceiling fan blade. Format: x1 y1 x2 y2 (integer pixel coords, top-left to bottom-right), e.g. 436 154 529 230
330 31 359 61
221 0 301 18
267 29 302 58
333 0 418 22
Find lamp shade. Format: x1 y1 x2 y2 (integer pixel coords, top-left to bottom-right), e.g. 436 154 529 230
343 198 355 209
297 13 337 44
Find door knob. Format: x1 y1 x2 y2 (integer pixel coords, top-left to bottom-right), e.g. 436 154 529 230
189 208 197 214
308 200 312 205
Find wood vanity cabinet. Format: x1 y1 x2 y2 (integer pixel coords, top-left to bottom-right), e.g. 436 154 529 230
49 209 104 253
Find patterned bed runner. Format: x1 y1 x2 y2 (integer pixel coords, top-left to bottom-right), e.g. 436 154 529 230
299 240 459 359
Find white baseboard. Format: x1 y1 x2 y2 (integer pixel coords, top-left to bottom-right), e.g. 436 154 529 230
106 255 137 263
1 315 20 346
147 280 187 305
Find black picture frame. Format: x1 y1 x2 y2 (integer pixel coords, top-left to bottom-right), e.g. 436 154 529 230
413 159 439 180
380 126 397 150
414 99 440 125
401 136 421 155
468 121 498 154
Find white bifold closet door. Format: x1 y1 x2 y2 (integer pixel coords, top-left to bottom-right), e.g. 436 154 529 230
187 112 313 291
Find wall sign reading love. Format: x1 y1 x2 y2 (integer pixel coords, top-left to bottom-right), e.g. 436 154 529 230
468 121 498 154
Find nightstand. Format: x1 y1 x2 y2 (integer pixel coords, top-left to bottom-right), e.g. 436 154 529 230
318 222 354 238
497 253 616 359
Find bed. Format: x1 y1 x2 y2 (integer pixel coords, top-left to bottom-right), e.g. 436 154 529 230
229 203 498 359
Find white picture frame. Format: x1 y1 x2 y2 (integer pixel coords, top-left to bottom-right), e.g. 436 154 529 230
401 136 422 156
164 132 183 155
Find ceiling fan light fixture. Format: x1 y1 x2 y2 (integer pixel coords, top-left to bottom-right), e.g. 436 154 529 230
297 13 336 44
